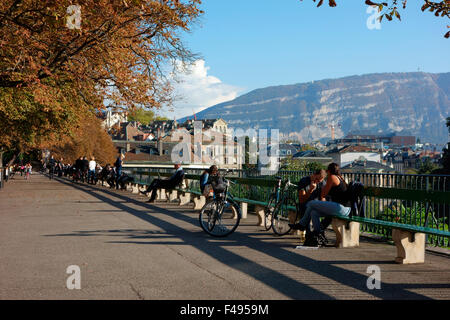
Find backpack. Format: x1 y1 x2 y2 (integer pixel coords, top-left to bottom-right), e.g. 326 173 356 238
346 181 365 218
210 175 226 194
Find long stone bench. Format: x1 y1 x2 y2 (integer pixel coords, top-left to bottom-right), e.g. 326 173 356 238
330 187 450 264
125 170 449 264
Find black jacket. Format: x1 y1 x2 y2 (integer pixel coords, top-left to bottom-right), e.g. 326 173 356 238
48 158 56 168
166 169 185 188
81 159 89 171
75 159 83 171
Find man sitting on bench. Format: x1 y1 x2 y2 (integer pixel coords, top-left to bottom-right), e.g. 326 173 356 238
289 169 326 246
141 162 185 203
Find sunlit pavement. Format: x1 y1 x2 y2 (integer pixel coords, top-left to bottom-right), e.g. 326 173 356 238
0 173 449 300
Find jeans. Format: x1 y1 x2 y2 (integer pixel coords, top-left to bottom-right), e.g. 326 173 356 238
88 170 96 184
299 200 351 234
116 168 122 189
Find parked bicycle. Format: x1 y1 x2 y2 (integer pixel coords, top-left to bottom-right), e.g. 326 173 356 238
199 170 241 237
263 176 283 231
271 177 300 236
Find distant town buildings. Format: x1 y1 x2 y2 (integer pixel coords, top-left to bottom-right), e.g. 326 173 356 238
326 145 384 168
106 115 243 169
326 132 416 149
100 111 444 173
100 109 128 130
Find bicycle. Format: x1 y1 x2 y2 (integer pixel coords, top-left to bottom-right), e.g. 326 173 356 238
199 170 241 237
263 176 283 231
271 177 300 236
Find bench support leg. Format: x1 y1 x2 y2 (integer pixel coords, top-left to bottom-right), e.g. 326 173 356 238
167 190 178 202
392 229 425 264
287 210 305 240
254 205 265 227
332 218 360 248
158 188 167 201
138 184 147 194
179 192 191 206
193 196 206 210
231 205 239 220
240 202 248 219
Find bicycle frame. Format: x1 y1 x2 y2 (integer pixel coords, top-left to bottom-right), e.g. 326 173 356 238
211 173 241 219
278 178 299 210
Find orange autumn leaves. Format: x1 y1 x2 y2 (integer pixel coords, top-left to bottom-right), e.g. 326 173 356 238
0 0 202 152
42 113 117 165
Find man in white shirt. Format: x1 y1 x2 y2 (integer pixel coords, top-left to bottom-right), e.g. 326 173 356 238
88 157 96 184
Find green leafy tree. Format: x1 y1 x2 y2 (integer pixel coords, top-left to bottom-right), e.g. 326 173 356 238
127 108 168 126
299 144 318 152
281 156 325 171
418 158 438 174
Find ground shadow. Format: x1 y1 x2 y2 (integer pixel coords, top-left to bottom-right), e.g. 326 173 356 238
50 177 450 299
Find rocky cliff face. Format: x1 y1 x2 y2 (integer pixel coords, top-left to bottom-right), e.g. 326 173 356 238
182 72 450 144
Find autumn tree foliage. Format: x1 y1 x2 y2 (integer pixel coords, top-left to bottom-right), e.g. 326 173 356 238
42 114 117 165
0 0 202 154
304 0 450 38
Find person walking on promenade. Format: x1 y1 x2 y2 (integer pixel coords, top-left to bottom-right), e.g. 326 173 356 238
88 157 97 185
25 163 32 180
81 156 89 183
48 156 56 180
114 153 125 190
4 165 9 182
57 158 64 177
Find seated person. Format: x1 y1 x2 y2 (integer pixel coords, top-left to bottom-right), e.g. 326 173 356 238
297 169 326 215
206 165 226 195
291 163 351 247
106 167 117 189
142 162 185 203
117 173 134 190
99 164 112 186
199 168 210 194
289 169 326 237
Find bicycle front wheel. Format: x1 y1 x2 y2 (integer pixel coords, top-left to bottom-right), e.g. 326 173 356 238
271 196 294 236
199 198 241 237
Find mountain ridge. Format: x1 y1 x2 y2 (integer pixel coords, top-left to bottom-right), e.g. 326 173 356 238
179 72 450 144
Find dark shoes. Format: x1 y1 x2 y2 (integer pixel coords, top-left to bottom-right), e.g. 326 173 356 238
147 199 155 203
316 232 328 246
302 231 328 248
289 223 306 231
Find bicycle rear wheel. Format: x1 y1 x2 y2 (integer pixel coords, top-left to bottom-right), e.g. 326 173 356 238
199 198 241 237
271 196 294 236
264 195 276 231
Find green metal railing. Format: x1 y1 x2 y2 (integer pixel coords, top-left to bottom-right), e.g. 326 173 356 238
123 165 450 248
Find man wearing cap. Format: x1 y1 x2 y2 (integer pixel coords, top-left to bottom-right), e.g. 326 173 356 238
141 162 185 203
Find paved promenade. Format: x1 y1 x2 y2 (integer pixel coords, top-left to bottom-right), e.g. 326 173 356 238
0 173 449 300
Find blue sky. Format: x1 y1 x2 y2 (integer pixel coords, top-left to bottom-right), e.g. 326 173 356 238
160 0 450 119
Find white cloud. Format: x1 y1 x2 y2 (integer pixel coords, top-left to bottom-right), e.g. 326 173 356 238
161 60 242 119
